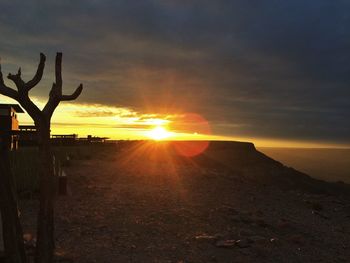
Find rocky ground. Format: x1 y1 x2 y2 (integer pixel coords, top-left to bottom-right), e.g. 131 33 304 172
3 141 350 262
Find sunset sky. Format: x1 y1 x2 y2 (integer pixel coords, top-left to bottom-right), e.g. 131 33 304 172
0 1 349 147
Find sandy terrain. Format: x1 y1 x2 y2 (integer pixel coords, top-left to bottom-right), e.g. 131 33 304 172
2 141 350 262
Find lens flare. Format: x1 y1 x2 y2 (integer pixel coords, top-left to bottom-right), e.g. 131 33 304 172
172 113 211 157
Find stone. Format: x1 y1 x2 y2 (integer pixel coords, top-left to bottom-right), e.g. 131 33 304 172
215 239 236 248
235 239 250 248
195 234 218 243
270 238 279 244
247 235 266 244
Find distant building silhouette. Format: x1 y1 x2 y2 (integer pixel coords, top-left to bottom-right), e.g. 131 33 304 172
50 134 108 145
78 135 108 144
18 125 38 146
0 104 24 150
51 134 78 145
1 105 109 148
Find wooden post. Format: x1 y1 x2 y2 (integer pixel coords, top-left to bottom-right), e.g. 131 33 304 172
54 156 67 196
58 175 68 196
0 132 27 263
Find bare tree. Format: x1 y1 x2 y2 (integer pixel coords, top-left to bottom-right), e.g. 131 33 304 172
0 53 83 263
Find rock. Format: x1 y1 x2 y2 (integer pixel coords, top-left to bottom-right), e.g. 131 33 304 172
215 239 236 248
270 238 279 244
195 234 218 243
235 239 251 248
195 235 217 243
247 235 266 244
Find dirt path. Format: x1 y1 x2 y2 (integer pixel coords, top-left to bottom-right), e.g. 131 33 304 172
15 145 350 262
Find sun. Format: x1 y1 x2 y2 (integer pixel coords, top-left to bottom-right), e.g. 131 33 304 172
147 126 172 141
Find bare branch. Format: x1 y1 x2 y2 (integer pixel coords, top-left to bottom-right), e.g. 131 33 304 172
55 52 62 90
18 96 43 122
0 59 5 85
2 58 43 121
61 84 83 101
7 54 46 92
0 60 19 100
0 85 18 100
25 53 46 91
43 83 60 119
2 52 83 122
43 53 83 118
7 68 25 90
49 83 60 98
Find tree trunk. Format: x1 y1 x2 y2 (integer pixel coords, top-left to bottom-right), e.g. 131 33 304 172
0 52 83 263
34 124 55 263
0 139 27 263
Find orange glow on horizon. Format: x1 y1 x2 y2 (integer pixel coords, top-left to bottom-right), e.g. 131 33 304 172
1 95 348 149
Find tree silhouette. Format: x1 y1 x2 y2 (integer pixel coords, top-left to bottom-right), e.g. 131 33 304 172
0 53 83 263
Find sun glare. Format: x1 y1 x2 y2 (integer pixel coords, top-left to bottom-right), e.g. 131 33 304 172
147 126 172 141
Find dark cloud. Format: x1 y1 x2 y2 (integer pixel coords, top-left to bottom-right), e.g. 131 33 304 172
0 0 349 144
73 110 117 118
52 122 153 130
